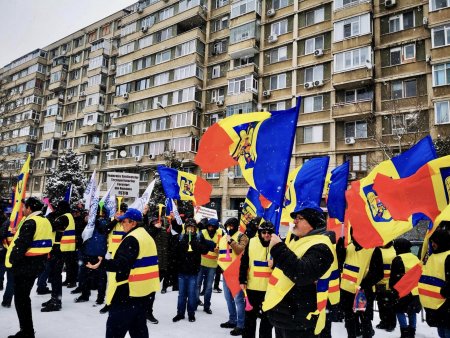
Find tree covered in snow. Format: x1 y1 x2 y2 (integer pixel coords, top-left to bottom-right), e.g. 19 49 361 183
44 150 87 205
433 134 450 158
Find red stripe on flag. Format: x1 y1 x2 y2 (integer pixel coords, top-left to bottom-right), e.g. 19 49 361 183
317 300 327 311
394 264 422 298
223 254 242 298
253 271 271 278
342 274 358 283
269 275 278 286
193 176 212 206
128 271 159 282
418 288 444 300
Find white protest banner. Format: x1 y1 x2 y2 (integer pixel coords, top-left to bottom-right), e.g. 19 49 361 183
107 172 140 198
194 205 218 220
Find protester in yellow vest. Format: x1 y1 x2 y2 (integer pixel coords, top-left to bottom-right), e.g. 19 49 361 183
337 228 383 338
389 238 422 338
6 197 52 338
418 222 450 338
262 203 335 338
375 241 397 332
239 221 274 338
87 208 159 338
197 218 224 315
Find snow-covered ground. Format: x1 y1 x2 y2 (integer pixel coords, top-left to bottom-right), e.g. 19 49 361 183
0 279 440 338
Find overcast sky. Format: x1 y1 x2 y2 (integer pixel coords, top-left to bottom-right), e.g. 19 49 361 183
0 0 137 68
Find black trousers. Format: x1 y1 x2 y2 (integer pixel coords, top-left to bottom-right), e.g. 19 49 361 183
214 266 222 289
13 273 38 334
275 327 316 338
243 290 273 338
49 251 64 302
342 290 375 338
106 299 148 338
376 286 397 329
63 251 78 284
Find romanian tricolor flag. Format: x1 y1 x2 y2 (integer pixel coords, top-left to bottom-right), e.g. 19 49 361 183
10 154 31 229
345 136 437 248
157 165 212 206
195 98 301 206
240 187 265 231
281 156 329 224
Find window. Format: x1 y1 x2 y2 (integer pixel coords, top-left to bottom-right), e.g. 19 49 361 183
212 65 221 79
230 22 256 43
87 31 97 43
269 73 286 90
159 7 174 21
334 46 371 73
154 72 170 86
435 101 450 124
132 122 147 135
305 7 324 26
226 102 256 116
303 96 323 113
131 144 145 157
349 154 367 171
88 56 106 70
269 46 287 63
155 50 171 64
139 35 153 49
269 101 286 111
228 75 258 95
171 137 196 152
206 172 220 179
271 19 288 36
304 65 324 82
141 15 155 29
212 40 227 55
173 111 193 128
101 24 110 36
432 24 450 48
431 0 450 11
344 88 373 103
389 12 414 33
334 14 371 42
433 63 450 86
211 88 225 103
215 0 228 8
391 79 417 99
172 87 195 104
231 0 260 18
273 0 289 9
345 121 367 139
118 42 135 56
174 64 196 80
117 62 132 76
304 125 323 143
305 36 324 55
121 22 137 37
334 0 363 10
149 141 165 156
212 16 229 32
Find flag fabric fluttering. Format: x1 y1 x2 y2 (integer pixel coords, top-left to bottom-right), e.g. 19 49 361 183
195 98 301 208
82 184 100 242
281 156 330 224
223 253 243 298
157 165 212 206
99 182 116 219
10 154 31 229
83 170 97 209
420 203 450 260
129 179 156 212
345 135 437 248
240 187 267 232
64 184 73 203
42 197 53 217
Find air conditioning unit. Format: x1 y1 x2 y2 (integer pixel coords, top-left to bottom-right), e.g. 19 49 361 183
216 100 224 106
79 91 86 97
348 172 357 180
149 153 156 160
345 137 355 145
267 8 276 17
268 34 278 43
61 131 67 136
196 101 203 109
385 0 396 7
263 90 271 97
135 156 142 162
304 82 314 89
141 26 148 33
314 80 324 87
314 49 324 57
123 92 129 99
67 95 72 101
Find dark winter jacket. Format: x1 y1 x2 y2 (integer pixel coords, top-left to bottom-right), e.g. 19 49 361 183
74 213 87 250
266 228 334 331
239 234 270 285
389 255 421 313
144 220 169 271
83 217 108 257
175 231 212 275
8 215 48 278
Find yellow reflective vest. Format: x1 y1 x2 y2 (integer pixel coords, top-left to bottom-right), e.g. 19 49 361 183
418 250 450 310
106 227 160 305
396 252 421 296
340 243 374 294
108 222 126 255
60 213 76 252
200 229 222 268
378 246 397 289
262 234 337 335
5 215 53 268
217 231 241 271
247 237 272 292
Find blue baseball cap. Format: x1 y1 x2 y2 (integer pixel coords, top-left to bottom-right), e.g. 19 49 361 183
4 207 12 214
118 208 143 222
207 218 220 228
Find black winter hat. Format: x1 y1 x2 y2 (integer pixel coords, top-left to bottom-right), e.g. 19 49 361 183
394 238 412 255
430 221 450 253
22 197 44 212
224 217 239 229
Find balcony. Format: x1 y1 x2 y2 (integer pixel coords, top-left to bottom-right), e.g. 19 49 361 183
332 100 373 120
428 6 450 27
381 96 428 112
335 137 377 152
379 26 429 48
380 60 428 79
431 45 450 63
39 149 58 158
333 67 373 90
79 143 101 153
80 123 104 134
227 64 258 79
332 34 373 53
225 91 257 106
333 1 372 21
228 39 260 58
48 79 67 92
82 104 105 114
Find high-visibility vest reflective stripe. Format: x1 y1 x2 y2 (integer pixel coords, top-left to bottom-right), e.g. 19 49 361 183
340 243 374 294
5 215 53 267
108 224 126 255
60 213 76 252
106 227 159 305
247 237 271 292
378 246 396 288
395 252 422 297
201 229 221 268
217 231 241 271
418 251 450 310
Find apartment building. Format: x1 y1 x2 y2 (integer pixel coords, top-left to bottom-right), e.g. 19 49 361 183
0 0 449 218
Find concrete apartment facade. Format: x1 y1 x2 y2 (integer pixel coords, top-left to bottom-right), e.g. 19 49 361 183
0 0 449 218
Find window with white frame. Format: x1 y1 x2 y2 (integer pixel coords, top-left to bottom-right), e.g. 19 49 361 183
391 79 417 99
159 7 174 21
430 0 450 11
172 87 195 105
212 16 229 32
149 141 165 156
432 24 450 48
304 125 323 143
141 15 155 28
150 117 167 132
305 7 324 26
206 172 220 179
226 102 255 116
303 96 323 113
155 50 171 64
120 22 137 37
304 65 324 83
211 88 225 102
88 56 106 70
212 40 227 54
176 40 196 57
345 120 367 139
435 100 450 124
389 12 414 33
215 0 228 8
344 88 373 103
334 46 371 73
230 22 256 43
139 35 153 49
228 75 258 95
132 122 147 135
154 72 170 86
171 137 194 152
116 62 132 76
231 0 260 18
212 65 221 79
269 73 287 90
269 46 287 63
433 62 450 86
118 42 135 56
305 35 324 55
173 111 193 128
269 101 286 111
334 0 363 10
131 144 145 157
349 154 367 171
174 64 196 80
271 19 288 36
334 13 371 42
388 44 416 66
273 0 289 9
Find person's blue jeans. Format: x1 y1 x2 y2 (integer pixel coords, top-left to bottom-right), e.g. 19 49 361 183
396 311 416 329
36 261 50 291
2 268 14 305
223 279 245 329
197 266 216 310
438 327 450 338
177 274 197 316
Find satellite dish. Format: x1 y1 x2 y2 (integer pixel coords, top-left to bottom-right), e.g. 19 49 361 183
227 171 235 180
119 150 127 158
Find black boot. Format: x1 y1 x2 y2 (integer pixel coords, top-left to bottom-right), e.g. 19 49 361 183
408 327 416 338
400 327 409 338
147 313 159 324
7 330 35 338
41 299 62 312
